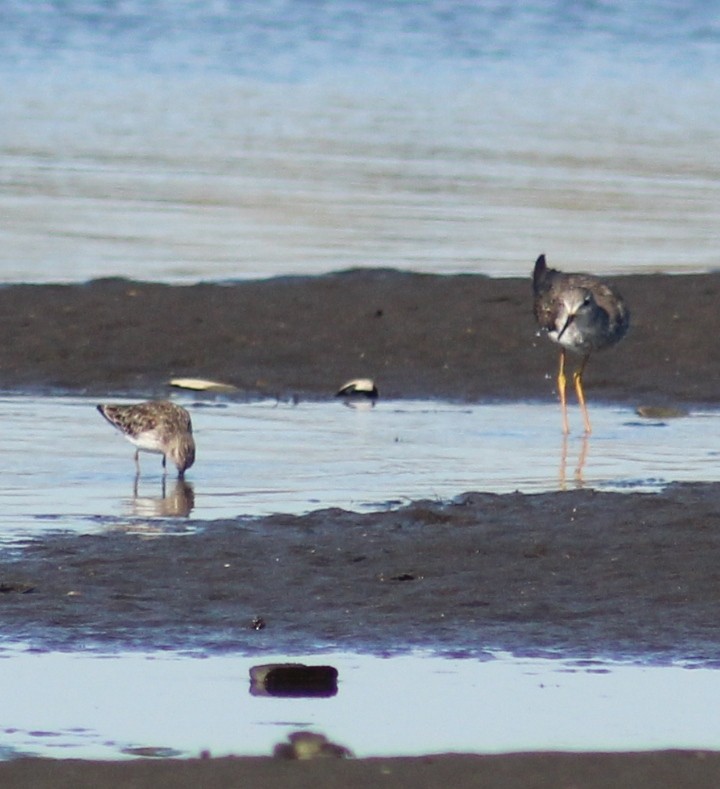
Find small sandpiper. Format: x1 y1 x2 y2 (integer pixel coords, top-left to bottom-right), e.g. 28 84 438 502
532 254 629 434
97 400 196 477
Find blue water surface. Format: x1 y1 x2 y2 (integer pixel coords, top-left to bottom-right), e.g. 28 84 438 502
1 1 719 282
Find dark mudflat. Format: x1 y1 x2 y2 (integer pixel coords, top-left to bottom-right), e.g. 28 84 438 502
1 483 720 660
0 269 718 405
1 751 719 789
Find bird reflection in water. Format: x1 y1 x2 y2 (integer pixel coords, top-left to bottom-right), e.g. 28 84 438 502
559 433 589 490
128 475 195 518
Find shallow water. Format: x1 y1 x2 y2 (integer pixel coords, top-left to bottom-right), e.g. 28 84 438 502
2 1 720 283
1 394 719 543
0 647 719 760
4 392 720 760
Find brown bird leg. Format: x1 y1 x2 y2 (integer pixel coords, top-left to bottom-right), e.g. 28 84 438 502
573 353 592 434
558 349 570 435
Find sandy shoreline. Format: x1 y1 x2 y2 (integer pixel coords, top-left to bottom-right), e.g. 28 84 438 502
2 269 720 787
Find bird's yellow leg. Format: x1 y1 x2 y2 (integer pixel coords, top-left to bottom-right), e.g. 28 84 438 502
574 354 592 434
558 349 569 434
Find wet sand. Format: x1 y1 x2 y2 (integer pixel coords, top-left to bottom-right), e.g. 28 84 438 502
3 270 720 786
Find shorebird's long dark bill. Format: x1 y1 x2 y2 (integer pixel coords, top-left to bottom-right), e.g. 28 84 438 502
557 313 575 341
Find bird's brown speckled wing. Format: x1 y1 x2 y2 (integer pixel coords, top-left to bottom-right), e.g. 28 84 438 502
593 280 630 339
532 257 571 331
98 401 191 440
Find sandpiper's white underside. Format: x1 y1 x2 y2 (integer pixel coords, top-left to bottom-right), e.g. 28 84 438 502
123 430 166 454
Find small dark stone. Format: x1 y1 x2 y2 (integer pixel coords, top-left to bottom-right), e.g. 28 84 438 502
250 663 339 697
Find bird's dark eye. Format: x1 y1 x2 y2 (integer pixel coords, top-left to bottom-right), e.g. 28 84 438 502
582 294 592 306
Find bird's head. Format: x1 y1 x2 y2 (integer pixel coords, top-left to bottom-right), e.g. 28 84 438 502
169 433 196 477
556 287 595 340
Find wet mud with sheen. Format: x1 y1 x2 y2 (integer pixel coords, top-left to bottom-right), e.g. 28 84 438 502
1 484 720 661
